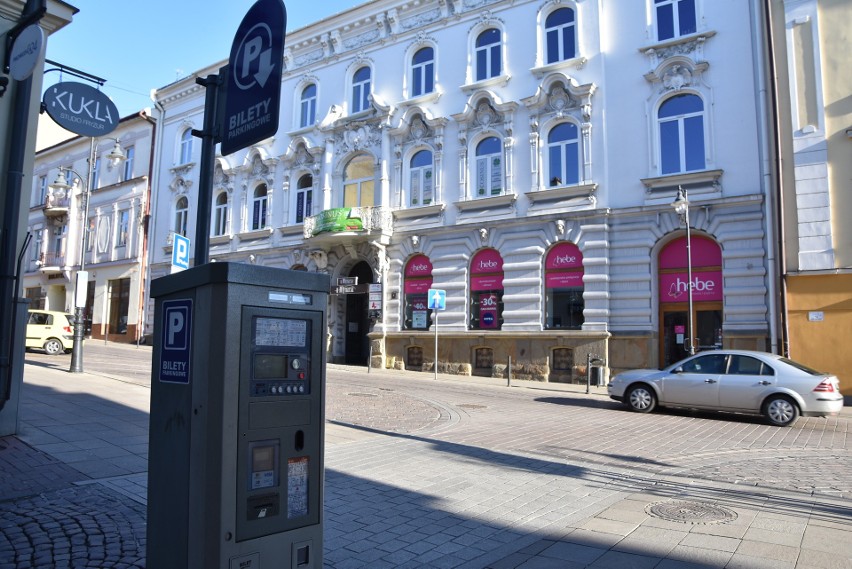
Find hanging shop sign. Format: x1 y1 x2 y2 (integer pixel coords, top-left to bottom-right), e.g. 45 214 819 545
42 81 119 137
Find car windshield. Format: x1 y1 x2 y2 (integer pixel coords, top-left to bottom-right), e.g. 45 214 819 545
779 357 824 376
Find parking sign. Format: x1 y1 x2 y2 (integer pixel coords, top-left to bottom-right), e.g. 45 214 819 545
172 234 190 271
160 299 193 384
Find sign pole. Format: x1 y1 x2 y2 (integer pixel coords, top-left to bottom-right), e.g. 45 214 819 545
192 72 224 266
434 310 438 381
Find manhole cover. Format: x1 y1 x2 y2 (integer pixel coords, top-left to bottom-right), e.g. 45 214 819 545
646 501 737 525
348 393 378 398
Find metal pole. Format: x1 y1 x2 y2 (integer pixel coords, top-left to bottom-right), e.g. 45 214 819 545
586 352 591 394
69 138 96 373
192 72 223 266
433 311 438 380
507 356 511 387
685 201 695 356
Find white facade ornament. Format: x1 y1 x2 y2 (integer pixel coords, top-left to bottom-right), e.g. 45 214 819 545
411 235 420 248
555 220 566 235
342 124 381 152
479 227 489 242
309 249 328 269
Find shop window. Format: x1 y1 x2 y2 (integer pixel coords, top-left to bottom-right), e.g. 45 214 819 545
403 254 433 330
407 346 424 368
544 242 584 330
108 278 131 335
469 248 504 330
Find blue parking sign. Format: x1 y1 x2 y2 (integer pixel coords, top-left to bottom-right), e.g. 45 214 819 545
172 234 190 270
160 299 192 384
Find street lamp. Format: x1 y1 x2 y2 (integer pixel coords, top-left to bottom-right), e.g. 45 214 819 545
671 186 695 356
49 137 125 373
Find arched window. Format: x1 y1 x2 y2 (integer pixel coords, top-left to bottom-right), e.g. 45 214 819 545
659 94 705 174
175 196 189 237
295 174 313 224
469 249 504 330
475 29 501 81
251 184 268 230
403 254 433 330
300 84 317 128
212 192 228 236
655 0 696 41
351 66 371 113
475 137 503 197
344 155 375 207
547 123 580 187
409 149 434 206
545 8 576 64
411 47 435 97
179 129 193 164
544 242 584 330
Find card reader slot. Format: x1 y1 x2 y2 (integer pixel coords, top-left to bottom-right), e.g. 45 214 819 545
249 401 311 429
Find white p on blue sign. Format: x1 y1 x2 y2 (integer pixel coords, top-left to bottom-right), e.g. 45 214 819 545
160 299 192 384
172 234 190 271
427 289 446 310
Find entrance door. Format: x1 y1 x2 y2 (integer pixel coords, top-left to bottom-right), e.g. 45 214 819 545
344 261 374 365
661 304 723 367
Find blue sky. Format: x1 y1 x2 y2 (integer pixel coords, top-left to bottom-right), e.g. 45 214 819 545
44 0 366 117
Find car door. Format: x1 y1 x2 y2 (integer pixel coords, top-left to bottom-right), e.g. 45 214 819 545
661 353 727 408
718 354 776 411
26 312 50 348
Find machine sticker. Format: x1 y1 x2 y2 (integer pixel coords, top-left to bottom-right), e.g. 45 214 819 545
249 441 279 491
255 318 307 347
159 299 192 384
287 457 309 519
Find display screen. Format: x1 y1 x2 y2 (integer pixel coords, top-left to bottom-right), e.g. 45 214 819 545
255 317 307 347
254 354 288 379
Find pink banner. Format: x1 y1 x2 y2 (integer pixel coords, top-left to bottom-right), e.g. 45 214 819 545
546 272 583 289
545 242 583 270
479 293 499 328
405 255 433 277
405 280 432 294
659 271 723 302
659 236 721 269
471 249 503 274
471 275 503 291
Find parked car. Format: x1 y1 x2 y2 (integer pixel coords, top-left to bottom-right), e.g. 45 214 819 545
26 309 75 355
607 350 844 427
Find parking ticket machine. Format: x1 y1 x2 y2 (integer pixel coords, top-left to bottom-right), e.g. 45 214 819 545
147 263 329 569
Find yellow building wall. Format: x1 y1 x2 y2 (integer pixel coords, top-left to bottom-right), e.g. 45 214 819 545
787 274 852 395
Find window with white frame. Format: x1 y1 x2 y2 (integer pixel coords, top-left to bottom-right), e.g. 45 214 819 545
300 84 317 128
122 146 135 181
474 137 503 197
655 0 696 42
86 217 96 252
475 29 502 81
411 47 434 97
295 174 313 223
545 7 577 64
175 197 189 237
409 150 434 206
343 155 375 207
180 128 193 164
117 210 129 247
351 67 371 114
36 175 47 207
658 93 705 175
212 192 229 236
251 185 268 230
91 157 101 190
547 122 580 187
31 229 42 261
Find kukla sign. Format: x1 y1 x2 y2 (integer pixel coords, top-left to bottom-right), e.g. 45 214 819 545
42 81 119 137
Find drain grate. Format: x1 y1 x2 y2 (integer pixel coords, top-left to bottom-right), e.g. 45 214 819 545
646 500 738 525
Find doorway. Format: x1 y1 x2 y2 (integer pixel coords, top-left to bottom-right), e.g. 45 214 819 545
661 303 723 366
344 261 374 365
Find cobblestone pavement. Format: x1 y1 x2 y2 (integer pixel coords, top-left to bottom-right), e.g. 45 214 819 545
1 358 851 568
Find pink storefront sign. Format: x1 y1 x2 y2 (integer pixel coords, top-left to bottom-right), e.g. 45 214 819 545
405 255 433 277
405 280 432 294
545 242 583 270
660 271 723 302
545 272 583 289
471 275 503 291
471 249 503 274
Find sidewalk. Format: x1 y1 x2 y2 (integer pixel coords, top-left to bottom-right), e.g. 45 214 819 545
1 361 851 568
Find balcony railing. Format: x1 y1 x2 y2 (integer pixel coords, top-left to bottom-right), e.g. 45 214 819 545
43 192 71 217
303 206 393 240
38 251 65 270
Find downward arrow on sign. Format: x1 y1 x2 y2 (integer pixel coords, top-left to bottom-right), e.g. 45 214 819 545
255 49 274 88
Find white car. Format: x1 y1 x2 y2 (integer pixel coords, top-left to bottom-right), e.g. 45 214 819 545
26 309 75 355
608 350 844 427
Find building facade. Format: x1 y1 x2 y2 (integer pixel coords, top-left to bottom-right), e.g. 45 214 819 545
148 0 778 383
25 112 155 342
770 0 852 394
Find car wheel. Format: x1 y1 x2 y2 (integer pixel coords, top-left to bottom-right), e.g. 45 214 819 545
764 395 799 427
626 384 657 413
43 338 64 356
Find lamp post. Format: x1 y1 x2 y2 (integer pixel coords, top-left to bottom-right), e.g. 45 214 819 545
49 137 125 373
671 186 695 356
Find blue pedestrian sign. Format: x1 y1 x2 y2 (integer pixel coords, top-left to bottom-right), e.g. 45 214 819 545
172 233 190 270
427 289 446 310
159 299 193 384
221 0 286 155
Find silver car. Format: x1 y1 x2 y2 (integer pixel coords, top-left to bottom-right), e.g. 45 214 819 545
607 350 844 427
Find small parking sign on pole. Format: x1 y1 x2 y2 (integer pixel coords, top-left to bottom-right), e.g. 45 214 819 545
427 289 446 380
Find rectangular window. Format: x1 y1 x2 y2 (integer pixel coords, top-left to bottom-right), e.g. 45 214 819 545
656 0 696 41
31 229 42 261
91 157 101 190
546 289 584 330
660 120 680 174
117 210 129 247
684 115 705 171
489 157 502 195
108 278 131 335
122 146 135 181
86 218 96 252
296 190 312 223
252 198 268 230
36 175 47 207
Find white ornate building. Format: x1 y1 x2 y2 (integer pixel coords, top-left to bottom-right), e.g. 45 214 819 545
147 0 777 379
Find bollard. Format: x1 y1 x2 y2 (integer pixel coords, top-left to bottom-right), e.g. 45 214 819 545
507 356 512 387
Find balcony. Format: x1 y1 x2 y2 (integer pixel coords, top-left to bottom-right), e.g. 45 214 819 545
43 191 71 218
38 251 65 273
303 206 393 246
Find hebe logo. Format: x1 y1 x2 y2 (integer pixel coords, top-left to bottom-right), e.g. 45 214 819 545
669 276 716 298
553 254 578 266
478 259 499 271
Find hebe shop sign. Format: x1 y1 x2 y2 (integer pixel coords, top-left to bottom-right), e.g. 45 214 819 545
480 294 499 329
660 271 722 302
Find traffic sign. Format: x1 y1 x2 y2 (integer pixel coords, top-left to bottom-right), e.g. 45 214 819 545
221 0 286 155
172 234 190 271
427 289 446 310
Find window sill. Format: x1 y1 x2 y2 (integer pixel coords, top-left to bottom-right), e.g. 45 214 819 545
209 234 231 245
639 30 717 56
455 193 515 211
278 224 305 236
641 169 723 197
237 227 273 241
530 57 587 79
461 74 511 93
526 183 597 204
287 124 317 137
398 90 442 107
169 162 195 176
393 203 445 219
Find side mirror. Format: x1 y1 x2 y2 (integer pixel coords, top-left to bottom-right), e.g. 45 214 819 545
671 366 683 374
